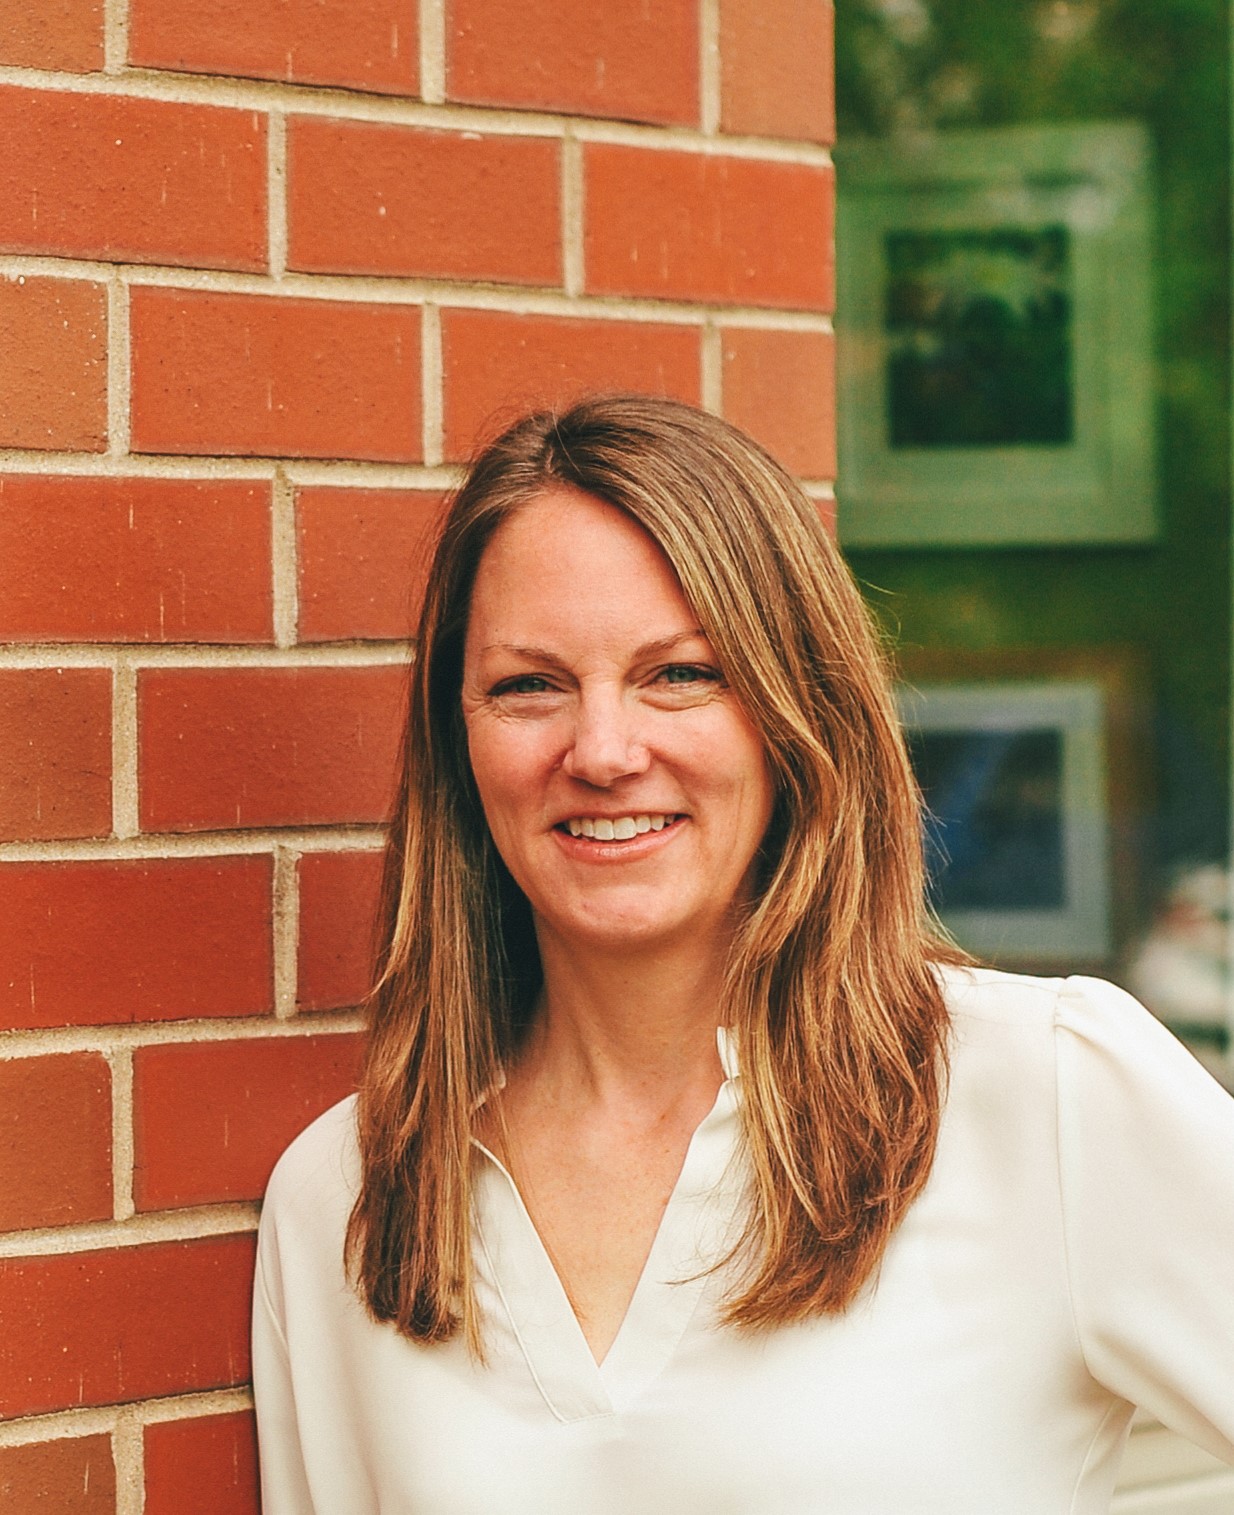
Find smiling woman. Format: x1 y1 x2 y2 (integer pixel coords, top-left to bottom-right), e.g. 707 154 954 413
462 487 774 963
251 396 1234 1514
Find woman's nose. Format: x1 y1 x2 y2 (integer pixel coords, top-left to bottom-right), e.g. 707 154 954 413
561 690 650 786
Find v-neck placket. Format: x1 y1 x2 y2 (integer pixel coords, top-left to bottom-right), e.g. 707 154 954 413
471 1030 745 1424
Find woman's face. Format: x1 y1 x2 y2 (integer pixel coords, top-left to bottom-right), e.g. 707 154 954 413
461 487 775 958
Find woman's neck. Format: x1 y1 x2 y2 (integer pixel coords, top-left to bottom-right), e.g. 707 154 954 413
511 929 729 1120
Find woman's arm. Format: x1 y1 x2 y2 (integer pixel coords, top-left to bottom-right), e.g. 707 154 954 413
251 1200 319 1514
1056 975 1234 1462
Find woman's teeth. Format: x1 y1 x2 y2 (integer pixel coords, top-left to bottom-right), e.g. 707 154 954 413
564 814 676 840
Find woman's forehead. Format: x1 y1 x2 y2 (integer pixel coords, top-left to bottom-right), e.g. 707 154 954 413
465 489 696 652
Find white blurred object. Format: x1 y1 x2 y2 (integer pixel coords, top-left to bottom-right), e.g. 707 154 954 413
1125 864 1229 1029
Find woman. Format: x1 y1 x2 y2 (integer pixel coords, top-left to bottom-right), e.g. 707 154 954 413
254 396 1234 1513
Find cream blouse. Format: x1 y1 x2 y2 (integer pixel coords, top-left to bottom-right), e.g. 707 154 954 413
252 968 1234 1513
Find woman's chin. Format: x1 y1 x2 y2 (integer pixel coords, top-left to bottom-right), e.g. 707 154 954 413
536 899 722 957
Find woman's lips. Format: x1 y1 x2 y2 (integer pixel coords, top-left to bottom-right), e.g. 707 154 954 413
552 814 686 859
559 812 679 841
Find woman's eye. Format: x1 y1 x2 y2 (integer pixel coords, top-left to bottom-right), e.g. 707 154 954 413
658 664 721 687
492 675 552 696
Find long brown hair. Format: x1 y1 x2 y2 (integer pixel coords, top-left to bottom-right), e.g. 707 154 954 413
348 394 962 1349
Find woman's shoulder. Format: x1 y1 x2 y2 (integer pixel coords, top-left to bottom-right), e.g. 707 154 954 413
937 961 1158 1041
936 962 1229 1111
262 1093 361 1228
935 963 1065 1076
256 1097 364 1334
936 960 1062 1021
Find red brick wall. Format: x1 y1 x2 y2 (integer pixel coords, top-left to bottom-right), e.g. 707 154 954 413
0 3 835 1507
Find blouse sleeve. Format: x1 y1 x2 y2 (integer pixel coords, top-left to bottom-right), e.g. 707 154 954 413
251 1207 318 1515
1055 975 1234 1462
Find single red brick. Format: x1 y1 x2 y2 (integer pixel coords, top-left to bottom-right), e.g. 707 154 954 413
0 88 265 271
288 119 561 286
129 288 421 462
0 856 273 1031
144 1412 258 1515
298 849 384 1010
0 1233 254 1418
0 277 106 453
721 327 836 477
0 0 103 71
448 0 698 125
139 666 405 831
0 1435 115 1514
0 669 112 843
0 1055 112 1231
719 0 835 144
129 0 416 95
297 487 444 642
0 476 273 644
585 145 835 310
442 308 701 460
134 1032 362 1209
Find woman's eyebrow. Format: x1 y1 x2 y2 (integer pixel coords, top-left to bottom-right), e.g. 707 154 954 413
636 630 710 659
480 631 709 661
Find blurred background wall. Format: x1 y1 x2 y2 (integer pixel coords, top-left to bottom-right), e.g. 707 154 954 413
837 1 1234 1084
0 1 835 1510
